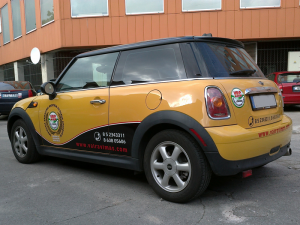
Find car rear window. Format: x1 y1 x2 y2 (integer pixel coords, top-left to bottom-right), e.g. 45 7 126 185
0 81 32 90
193 42 265 78
278 73 300 83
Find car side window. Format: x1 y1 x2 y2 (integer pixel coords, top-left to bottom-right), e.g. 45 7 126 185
111 44 186 85
56 52 119 92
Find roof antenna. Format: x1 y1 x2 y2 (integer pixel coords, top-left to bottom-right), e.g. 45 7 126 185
202 33 212 37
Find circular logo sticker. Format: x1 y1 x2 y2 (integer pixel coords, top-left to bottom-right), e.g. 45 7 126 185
231 88 245 108
44 104 64 137
48 112 59 131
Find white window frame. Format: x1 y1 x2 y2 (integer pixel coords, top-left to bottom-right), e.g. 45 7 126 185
70 0 109 18
24 0 37 34
11 0 22 40
182 0 222 12
125 0 164 15
240 0 281 9
1 4 10 45
40 0 54 27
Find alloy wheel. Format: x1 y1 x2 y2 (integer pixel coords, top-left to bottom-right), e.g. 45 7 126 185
150 141 191 192
13 126 28 158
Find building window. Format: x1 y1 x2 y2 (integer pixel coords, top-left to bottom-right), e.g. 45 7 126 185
25 0 37 33
1 63 15 81
40 0 54 26
1 4 10 44
11 0 22 39
240 0 280 9
182 0 221 12
125 0 164 15
71 0 108 17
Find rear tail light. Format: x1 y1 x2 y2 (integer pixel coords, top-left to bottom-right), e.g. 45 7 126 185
205 87 230 119
28 90 34 97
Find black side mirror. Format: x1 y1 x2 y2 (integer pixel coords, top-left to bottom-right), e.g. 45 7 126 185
40 82 57 100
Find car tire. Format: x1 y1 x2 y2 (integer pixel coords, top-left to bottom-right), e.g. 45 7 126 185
10 119 41 164
144 129 211 203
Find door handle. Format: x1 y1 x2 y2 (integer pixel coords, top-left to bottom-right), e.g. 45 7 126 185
90 99 106 104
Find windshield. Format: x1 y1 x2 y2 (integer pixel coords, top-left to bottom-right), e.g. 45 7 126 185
278 73 300 83
193 42 265 78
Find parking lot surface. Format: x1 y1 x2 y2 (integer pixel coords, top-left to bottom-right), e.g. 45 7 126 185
0 106 299 225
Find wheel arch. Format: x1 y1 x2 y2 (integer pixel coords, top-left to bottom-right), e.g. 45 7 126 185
131 111 219 171
7 108 43 154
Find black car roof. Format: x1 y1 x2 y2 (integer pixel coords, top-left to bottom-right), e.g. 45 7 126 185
77 36 244 58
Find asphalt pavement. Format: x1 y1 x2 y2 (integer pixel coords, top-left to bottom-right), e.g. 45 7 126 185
0 106 299 225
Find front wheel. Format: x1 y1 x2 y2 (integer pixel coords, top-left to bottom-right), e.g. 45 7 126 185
11 119 41 164
144 129 211 203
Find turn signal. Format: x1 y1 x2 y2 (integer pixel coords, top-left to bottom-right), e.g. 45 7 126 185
28 101 38 108
205 87 230 119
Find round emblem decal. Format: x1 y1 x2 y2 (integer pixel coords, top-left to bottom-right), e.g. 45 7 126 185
44 104 64 137
231 88 245 108
48 112 59 131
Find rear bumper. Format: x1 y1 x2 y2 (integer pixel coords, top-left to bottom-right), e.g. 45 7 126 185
0 102 15 114
283 93 300 104
205 115 292 176
205 143 290 176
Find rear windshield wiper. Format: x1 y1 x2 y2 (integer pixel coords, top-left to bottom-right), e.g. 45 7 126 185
230 69 256 76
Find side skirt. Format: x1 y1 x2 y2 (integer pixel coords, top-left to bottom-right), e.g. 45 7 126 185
40 146 141 171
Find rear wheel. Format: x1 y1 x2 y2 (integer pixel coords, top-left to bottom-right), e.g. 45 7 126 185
144 129 211 203
11 119 40 164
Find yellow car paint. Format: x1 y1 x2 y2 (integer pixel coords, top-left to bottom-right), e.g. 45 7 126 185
9 78 292 162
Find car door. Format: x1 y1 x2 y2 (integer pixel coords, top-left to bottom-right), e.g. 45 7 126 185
38 52 119 154
109 44 187 156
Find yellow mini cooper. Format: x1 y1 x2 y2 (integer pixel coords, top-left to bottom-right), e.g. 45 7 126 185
7 36 292 203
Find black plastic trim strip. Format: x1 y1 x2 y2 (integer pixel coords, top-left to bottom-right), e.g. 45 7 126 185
41 146 140 171
131 111 219 171
205 143 290 176
7 107 43 154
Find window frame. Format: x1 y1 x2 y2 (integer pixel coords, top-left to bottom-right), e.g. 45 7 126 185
1 4 10 45
24 0 37 34
125 0 164 15
111 44 187 86
240 0 281 9
182 0 222 12
11 0 22 40
40 0 54 27
70 0 109 18
55 52 120 93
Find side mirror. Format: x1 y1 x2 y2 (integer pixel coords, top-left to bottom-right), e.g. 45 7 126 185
40 82 57 100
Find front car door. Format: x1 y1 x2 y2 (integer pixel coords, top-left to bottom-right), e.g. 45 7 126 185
38 52 119 154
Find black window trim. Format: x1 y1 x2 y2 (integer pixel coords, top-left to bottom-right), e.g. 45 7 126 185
54 52 121 94
110 43 187 87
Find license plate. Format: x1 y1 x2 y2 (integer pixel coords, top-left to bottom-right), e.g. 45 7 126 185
293 86 300 92
1 94 18 98
250 94 277 111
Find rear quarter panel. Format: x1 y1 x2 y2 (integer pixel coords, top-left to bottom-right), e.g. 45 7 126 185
109 79 237 127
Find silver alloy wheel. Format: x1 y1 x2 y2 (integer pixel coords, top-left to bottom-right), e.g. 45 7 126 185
150 141 191 192
13 126 28 158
